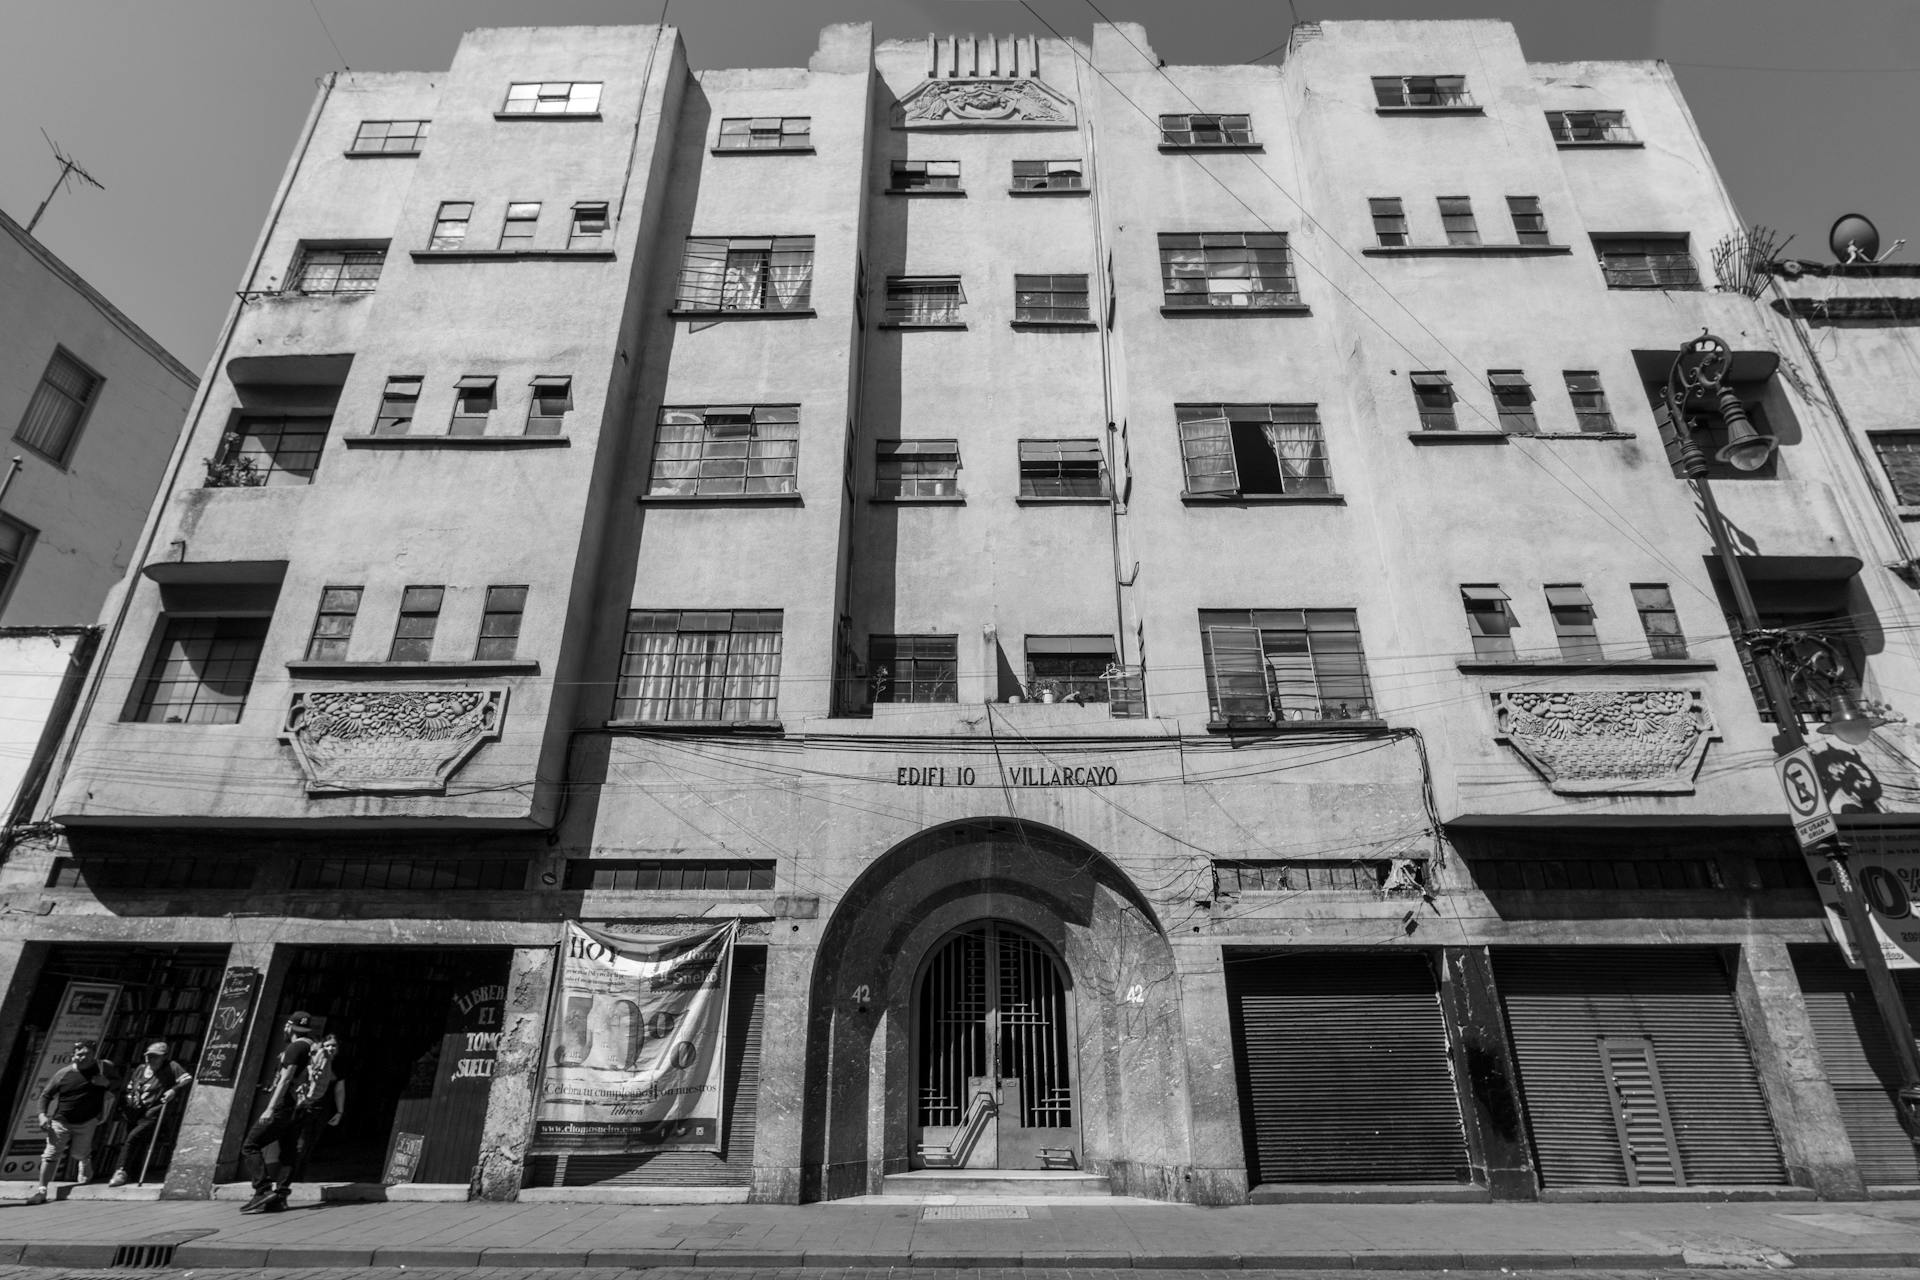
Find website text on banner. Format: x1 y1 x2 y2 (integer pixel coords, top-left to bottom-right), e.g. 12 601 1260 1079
531 919 736 1154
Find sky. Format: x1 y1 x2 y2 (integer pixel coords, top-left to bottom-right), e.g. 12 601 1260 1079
3 0 1917 373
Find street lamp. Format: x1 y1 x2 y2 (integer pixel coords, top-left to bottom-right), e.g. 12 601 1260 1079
1665 331 1920 1137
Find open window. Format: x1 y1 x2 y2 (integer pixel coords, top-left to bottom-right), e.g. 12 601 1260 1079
1176 404 1330 496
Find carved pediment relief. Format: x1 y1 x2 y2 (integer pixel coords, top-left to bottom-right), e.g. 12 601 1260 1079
895 78 1076 129
284 687 506 794
1493 688 1717 795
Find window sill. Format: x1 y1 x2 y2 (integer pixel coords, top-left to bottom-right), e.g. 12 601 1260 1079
342 433 571 449
878 321 968 330
1016 494 1110 505
1375 105 1484 116
1158 142 1263 153
1556 140 1644 150
1529 431 1635 441
885 188 966 197
1602 283 1705 292
1008 186 1089 196
669 307 816 320
1408 431 1508 444
871 494 966 504
495 111 602 121
343 149 420 159
287 659 541 676
410 249 616 262
1011 319 1098 330
1208 718 1390 735
710 146 815 156
1456 658 1715 673
606 719 785 734
1160 303 1311 317
1181 491 1344 505
640 492 804 506
1362 244 1573 257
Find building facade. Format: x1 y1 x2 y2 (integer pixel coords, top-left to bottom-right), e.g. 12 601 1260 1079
3 19 1920 1203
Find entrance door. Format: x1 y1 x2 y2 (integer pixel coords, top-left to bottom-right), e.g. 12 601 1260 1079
914 924 1076 1170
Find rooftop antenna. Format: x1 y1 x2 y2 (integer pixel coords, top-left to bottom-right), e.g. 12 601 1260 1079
25 130 105 236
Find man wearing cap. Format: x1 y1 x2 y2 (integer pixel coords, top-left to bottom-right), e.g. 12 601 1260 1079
110 1041 190 1187
26 1042 119 1205
238 1012 318 1214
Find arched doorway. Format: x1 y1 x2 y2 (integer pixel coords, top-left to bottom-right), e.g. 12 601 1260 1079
913 922 1077 1169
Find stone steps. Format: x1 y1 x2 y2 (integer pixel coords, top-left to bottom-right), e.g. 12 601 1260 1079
880 1168 1112 1197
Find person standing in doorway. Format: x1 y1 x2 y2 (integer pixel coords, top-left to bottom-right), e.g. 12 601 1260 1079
288 1033 346 1184
111 1041 190 1187
26 1042 119 1205
239 1012 319 1213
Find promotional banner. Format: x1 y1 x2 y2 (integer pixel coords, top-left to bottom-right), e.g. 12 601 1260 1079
532 920 736 1154
1812 829 1920 969
2 981 121 1172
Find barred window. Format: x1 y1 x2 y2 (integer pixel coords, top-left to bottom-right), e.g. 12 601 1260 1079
350 119 430 153
1546 584 1601 661
891 160 960 191
884 276 964 325
676 236 814 312
14 348 101 465
429 201 472 251
1633 584 1688 658
1158 233 1298 309
304 586 362 661
1438 196 1479 246
876 440 959 499
1593 235 1699 289
502 81 601 115
1507 196 1550 246
1012 159 1083 190
649 405 799 498
1370 197 1407 247
289 244 385 294
1461 585 1517 660
528 376 572 435
1874 432 1920 505
1176 403 1330 496
1489 371 1538 435
1200 609 1375 723
565 859 775 891
1159 114 1253 146
1547 110 1635 144
132 617 269 724
1014 274 1090 323
1373 75 1471 108
869 634 957 704
1411 372 1457 432
1217 859 1429 893
615 609 783 722
1565 372 1615 433
569 202 610 250
1019 439 1106 498
220 415 327 485
293 858 528 891
373 376 421 435
1025 635 1115 703
389 586 443 662
716 116 811 150
476 586 527 660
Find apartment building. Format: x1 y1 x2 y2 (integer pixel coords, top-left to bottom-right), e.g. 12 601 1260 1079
1 19 1917 1204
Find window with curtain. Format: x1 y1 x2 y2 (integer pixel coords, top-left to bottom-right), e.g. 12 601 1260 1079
883 277 964 325
614 610 783 722
1158 233 1298 308
649 405 800 497
1200 609 1374 723
676 236 814 312
15 348 102 465
1175 403 1331 496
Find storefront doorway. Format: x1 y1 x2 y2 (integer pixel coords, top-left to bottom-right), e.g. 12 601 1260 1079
912 922 1077 1170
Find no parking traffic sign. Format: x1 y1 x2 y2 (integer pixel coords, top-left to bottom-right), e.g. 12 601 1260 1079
1776 747 1838 848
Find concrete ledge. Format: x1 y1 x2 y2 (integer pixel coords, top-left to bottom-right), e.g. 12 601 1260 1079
173 1243 271 1268
696 1249 806 1266
0 1244 21 1265
1570 1253 1686 1268
64 1183 163 1200
479 1247 595 1266
804 1252 903 1267
1137 1253 1236 1268
1355 1253 1466 1270
1240 1254 1354 1269
211 1179 469 1202
18 1243 116 1267
518 1183 748 1203
910 1252 1026 1267
1789 1250 1920 1267
1540 1184 1816 1202
1247 1181 1489 1204
584 1248 686 1266
375 1246 485 1266
1869 1184 1920 1199
265 1246 374 1266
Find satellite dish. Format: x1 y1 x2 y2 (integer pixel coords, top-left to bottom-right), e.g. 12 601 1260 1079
1830 213 1881 263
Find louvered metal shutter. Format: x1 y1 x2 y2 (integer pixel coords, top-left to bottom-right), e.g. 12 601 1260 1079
1789 945 1920 1185
525 951 767 1188
1225 951 1471 1184
1494 947 1785 1187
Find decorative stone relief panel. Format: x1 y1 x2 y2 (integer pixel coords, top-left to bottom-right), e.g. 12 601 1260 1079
1492 689 1716 794
283 688 506 794
895 78 1076 128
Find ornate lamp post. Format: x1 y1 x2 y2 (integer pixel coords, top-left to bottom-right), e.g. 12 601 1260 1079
1666 332 1920 1135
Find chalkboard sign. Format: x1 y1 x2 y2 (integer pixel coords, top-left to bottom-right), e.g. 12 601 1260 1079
383 1130 425 1186
197 967 261 1086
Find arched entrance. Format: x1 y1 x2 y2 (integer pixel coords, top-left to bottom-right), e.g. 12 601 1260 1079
913 922 1076 1169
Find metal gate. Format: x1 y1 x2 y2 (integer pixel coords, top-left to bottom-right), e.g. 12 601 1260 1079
1790 945 1920 1186
914 924 1075 1169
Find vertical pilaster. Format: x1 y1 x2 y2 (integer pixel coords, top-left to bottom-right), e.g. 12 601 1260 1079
1175 943 1249 1204
749 938 814 1202
1439 946 1537 1199
471 943 554 1201
163 941 289 1199
0 940 48 1178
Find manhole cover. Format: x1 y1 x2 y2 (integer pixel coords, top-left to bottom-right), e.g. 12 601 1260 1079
922 1205 1029 1220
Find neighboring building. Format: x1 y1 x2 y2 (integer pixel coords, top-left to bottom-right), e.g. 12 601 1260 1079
3 19 1920 1203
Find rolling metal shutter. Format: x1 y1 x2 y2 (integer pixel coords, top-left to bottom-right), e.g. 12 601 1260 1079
1226 951 1470 1184
1494 947 1785 1187
1790 945 1920 1186
525 950 766 1188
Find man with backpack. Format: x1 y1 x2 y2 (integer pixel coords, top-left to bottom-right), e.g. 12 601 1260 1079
239 1011 336 1213
109 1041 190 1186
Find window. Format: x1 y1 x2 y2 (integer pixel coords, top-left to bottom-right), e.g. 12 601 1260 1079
890 160 960 191
289 244 385 294
1547 110 1634 144
1176 404 1330 497
1507 196 1549 246
374 376 421 435
132 617 269 724
884 276 964 325
649 405 799 497
1217 859 1429 893
614 610 783 721
217 415 327 485
1593 235 1699 289
876 440 959 498
1020 439 1106 498
1875 433 1920 505
304 586 362 661
429 201 472 251
869 634 957 704
1025 636 1115 703
450 376 496 436
0 515 32 611
1461 585 1517 660
501 82 601 116
1438 197 1479 246
1369 197 1407 247
295 857 527 891
1633 584 1687 658
1489 371 1537 434
389 586 444 662
569 202 609 250
716 117 810 150
475 586 527 660
499 201 540 248
1159 114 1254 146
1200 609 1375 723
676 236 814 312
1012 160 1083 190
15 348 101 466
565 859 775 891
1373 75 1471 108
1014 274 1090 324
1565 372 1615 433
350 119 430 153
1158 233 1298 309
527 376 572 435
1545 584 1601 660
1410 372 1457 432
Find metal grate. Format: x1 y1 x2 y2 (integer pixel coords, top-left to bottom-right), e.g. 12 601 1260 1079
111 1243 177 1267
922 1205 1029 1220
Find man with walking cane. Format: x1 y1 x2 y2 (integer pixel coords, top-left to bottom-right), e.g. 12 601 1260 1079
109 1042 189 1187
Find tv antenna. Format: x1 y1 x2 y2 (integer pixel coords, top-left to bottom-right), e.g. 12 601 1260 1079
26 130 105 235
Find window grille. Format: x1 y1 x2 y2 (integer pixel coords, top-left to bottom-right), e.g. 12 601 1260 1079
1025 636 1116 703
565 859 775 891
676 236 814 311
649 405 800 497
869 634 958 703
1875 433 1920 505
1158 233 1298 308
1200 609 1375 723
290 245 385 294
615 610 784 722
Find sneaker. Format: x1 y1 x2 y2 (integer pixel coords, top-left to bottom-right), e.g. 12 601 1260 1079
260 1194 287 1213
239 1191 274 1214
108 1170 128 1188
24 1189 45 1206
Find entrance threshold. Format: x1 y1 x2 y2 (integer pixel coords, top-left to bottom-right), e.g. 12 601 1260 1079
1540 1185 1816 1203
518 1185 749 1204
211 1181 470 1203
0 1181 161 1203
883 1168 1111 1198
1249 1183 1490 1205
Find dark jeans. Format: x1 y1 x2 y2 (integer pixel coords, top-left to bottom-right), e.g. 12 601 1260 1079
241 1110 305 1195
118 1108 169 1180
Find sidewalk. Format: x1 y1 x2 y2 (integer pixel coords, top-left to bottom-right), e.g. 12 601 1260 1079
2 1191 1920 1270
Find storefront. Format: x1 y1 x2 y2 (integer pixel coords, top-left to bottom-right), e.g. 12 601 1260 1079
1789 945 1920 1186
